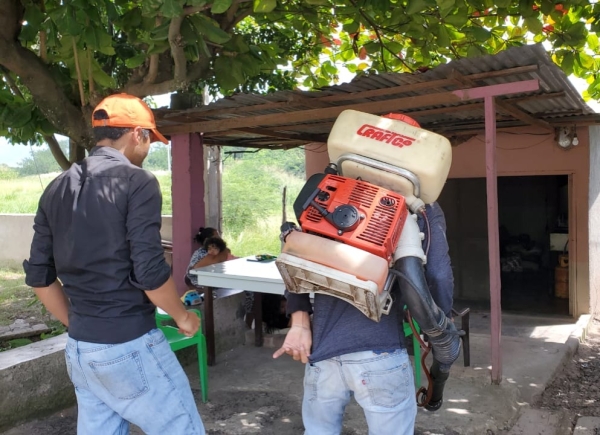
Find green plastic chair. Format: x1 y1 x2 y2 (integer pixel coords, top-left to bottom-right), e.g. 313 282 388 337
155 309 209 403
403 317 422 388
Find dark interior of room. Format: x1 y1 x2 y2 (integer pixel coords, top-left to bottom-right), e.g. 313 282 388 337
439 175 569 316
497 175 569 315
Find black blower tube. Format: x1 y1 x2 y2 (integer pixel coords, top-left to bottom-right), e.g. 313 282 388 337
391 256 462 410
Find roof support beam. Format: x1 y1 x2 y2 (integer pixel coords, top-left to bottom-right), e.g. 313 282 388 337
450 70 553 131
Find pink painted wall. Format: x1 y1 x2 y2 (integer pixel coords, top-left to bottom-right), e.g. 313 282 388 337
450 127 590 316
171 133 206 296
304 127 591 316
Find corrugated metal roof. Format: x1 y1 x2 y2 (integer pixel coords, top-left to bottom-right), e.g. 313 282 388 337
154 44 599 149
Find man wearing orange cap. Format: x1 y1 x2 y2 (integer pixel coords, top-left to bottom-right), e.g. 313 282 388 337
24 94 205 434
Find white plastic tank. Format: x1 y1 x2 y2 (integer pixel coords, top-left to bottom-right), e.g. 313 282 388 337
327 110 452 210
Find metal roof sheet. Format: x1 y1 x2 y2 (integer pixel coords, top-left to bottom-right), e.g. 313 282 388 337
154 44 599 149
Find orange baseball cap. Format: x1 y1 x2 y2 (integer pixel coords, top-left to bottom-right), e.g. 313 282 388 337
92 93 168 144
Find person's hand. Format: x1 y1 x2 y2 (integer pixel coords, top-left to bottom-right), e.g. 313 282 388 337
175 311 200 337
273 324 312 363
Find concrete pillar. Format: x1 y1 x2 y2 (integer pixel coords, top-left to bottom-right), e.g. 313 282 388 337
204 145 222 232
305 142 329 178
588 126 600 317
171 133 205 296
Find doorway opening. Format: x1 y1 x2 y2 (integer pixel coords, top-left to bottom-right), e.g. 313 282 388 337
498 175 569 315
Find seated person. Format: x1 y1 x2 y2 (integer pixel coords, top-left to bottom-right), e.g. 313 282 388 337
202 237 235 263
186 228 235 290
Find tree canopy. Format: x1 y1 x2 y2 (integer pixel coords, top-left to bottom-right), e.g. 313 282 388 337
0 0 598 167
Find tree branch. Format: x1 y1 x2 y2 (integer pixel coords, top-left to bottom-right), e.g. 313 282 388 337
184 4 211 15
45 134 70 170
1 65 23 98
87 49 95 96
72 38 85 106
124 57 211 97
143 54 159 84
0 38 87 143
168 16 187 85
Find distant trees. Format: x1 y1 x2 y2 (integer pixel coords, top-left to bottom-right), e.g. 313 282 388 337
15 142 68 176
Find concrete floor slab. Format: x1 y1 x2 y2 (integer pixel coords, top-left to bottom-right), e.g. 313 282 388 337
2 312 586 435
573 416 600 435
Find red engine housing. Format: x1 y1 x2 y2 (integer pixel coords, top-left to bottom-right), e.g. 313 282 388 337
299 174 408 261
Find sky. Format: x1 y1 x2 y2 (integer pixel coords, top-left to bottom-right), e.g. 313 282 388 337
1 75 598 168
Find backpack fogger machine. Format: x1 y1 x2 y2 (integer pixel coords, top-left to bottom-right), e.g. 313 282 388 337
275 110 465 411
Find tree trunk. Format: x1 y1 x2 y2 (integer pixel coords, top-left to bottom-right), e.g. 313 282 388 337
69 139 86 163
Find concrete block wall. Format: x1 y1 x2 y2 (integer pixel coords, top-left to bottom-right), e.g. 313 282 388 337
0 214 35 269
0 214 173 267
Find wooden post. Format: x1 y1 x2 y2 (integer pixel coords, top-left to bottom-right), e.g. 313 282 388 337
484 96 502 384
171 133 206 296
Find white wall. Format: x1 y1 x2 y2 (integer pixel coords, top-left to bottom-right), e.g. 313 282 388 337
0 214 174 267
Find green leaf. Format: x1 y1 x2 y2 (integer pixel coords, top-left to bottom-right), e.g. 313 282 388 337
540 0 554 15
561 51 575 76
224 34 250 53
343 20 360 34
444 12 469 27
576 52 594 69
91 61 116 88
180 18 198 44
189 15 232 44
467 44 483 58
469 26 491 42
587 33 599 51
237 53 262 76
518 0 536 17
161 0 184 18
524 17 543 34
23 4 45 28
7 338 32 349
83 27 98 49
436 0 456 17
8 104 34 128
254 0 278 13
406 0 428 15
125 54 147 68
436 25 451 46
214 56 245 90
198 37 212 58
212 0 233 14
495 0 510 7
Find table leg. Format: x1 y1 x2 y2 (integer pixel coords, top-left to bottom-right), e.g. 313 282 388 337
204 286 216 366
253 292 263 347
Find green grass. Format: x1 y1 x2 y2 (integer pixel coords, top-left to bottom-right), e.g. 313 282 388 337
223 215 285 258
0 172 174 215
0 267 67 351
0 173 59 214
0 267 39 326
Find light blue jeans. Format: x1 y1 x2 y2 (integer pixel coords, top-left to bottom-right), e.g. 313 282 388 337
65 329 205 435
302 349 416 435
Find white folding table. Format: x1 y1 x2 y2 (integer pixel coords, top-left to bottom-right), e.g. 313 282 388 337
189 256 286 365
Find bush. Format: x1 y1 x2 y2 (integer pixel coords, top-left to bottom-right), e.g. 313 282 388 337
0 165 19 180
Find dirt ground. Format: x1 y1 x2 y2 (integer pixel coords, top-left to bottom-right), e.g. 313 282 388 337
537 317 600 431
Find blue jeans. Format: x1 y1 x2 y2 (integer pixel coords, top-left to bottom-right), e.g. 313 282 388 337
65 329 205 435
302 349 416 435
418 202 454 317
